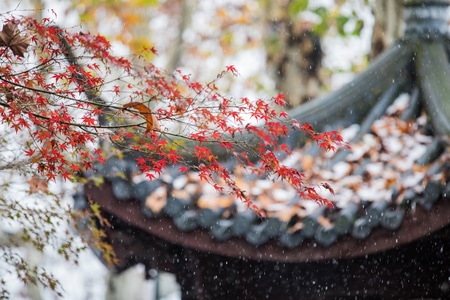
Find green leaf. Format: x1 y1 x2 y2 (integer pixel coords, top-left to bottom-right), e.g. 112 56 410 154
311 7 329 36
313 7 328 18
336 16 349 36
352 19 364 36
312 21 329 36
288 0 309 17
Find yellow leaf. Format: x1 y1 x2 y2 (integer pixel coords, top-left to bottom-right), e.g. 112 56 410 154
123 102 160 132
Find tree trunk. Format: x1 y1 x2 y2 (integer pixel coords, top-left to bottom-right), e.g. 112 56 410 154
166 0 194 73
262 1 323 109
370 0 404 59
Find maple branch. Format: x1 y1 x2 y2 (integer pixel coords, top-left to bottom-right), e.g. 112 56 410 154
0 75 125 111
0 157 35 171
0 101 144 132
55 27 112 126
158 132 262 164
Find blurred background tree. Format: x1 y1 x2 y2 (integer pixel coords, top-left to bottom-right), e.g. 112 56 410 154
4 0 405 106
59 0 404 106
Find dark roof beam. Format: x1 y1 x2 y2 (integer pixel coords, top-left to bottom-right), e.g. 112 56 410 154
288 40 414 133
416 41 450 136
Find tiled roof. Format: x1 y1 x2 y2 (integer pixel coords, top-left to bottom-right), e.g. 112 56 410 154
75 90 449 249
74 0 450 257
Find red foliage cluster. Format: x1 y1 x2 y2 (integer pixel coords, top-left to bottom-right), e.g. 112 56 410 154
0 15 347 215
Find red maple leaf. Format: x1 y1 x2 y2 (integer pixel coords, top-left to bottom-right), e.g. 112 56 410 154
225 65 239 76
